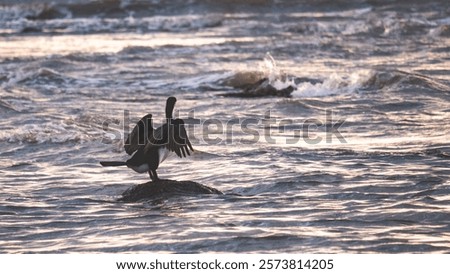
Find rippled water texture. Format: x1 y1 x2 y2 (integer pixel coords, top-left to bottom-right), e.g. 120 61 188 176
0 0 449 253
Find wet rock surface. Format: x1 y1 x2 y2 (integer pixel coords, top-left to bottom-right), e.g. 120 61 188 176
119 179 223 202
221 78 295 98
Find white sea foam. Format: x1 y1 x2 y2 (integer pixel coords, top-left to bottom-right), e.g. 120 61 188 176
257 53 373 97
260 52 298 91
292 70 374 97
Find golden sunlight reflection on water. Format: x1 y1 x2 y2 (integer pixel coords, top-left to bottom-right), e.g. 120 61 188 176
1 1 449 253
0 33 256 58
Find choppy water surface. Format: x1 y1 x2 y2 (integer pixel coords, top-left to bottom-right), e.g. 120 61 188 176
0 0 449 253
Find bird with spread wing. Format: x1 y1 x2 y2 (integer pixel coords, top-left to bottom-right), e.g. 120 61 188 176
100 97 194 181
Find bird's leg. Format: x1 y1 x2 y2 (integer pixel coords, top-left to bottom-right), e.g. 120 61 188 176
148 170 154 181
152 170 159 182
148 170 158 182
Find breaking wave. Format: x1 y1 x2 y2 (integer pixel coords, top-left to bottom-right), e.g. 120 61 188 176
216 54 449 98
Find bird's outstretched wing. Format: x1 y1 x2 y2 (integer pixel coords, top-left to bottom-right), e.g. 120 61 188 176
124 113 153 155
144 119 193 158
168 119 194 158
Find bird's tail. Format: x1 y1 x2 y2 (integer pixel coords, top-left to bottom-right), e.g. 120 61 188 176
100 161 127 167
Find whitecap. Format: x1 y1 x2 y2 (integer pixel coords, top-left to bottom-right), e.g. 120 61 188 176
292 70 374 97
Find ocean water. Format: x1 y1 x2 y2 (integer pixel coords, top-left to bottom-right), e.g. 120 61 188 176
0 0 449 253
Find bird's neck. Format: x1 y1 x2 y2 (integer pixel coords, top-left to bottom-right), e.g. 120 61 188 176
166 103 175 118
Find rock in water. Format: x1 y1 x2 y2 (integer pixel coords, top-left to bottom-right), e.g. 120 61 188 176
221 78 294 98
119 179 223 202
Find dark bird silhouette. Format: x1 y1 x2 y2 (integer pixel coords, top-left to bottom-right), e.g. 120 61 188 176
100 97 194 181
